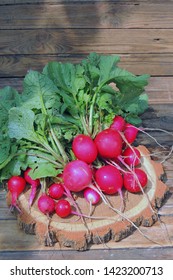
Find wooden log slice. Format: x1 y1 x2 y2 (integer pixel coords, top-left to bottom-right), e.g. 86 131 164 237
6 145 169 251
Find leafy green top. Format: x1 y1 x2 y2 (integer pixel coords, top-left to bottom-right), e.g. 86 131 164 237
0 53 149 181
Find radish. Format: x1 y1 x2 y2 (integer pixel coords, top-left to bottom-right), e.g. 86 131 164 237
110 115 126 131
48 183 64 200
72 134 98 163
63 160 92 192
24 168 40 206
94 128 122 158
55 197 99 219
83 187 100 205
95 165 123 195
122 147 141 167
7 176 26 210
124 123 139 144
55 199 72 218
123 168 148 193
38 194 55 215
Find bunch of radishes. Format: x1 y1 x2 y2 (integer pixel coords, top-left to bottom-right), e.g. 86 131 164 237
7 115 149 219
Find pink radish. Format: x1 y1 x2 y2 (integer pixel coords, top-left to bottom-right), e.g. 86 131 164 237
7 176 26 210
24 168 40 207
94 128 122 158
38 194 55 215
110 115 126 131
83 187 100 205
63 160 92 192
122 147 141 166
123 168 148 193
72 134 98 163
124 123 138 144
55 199 71 218
48 183 64 200
95 165 123 195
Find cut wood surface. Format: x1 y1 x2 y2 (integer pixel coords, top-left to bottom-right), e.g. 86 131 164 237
4 146 170 251
0 0 173 259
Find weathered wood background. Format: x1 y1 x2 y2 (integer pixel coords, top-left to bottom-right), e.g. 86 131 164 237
0 0 173 259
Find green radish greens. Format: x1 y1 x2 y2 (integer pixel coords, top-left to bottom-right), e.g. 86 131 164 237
0 53 149 182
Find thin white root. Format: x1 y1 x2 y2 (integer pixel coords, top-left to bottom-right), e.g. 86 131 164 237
143 127 173 136
160 145 173 164
138 127 167 149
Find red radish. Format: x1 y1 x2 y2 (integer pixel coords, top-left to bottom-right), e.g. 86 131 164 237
55 198 97 219
124 123 138 144
72 134 98 163
38 194 55 215
83 187 100 205
24 168 40 206
123 168 148 193
94 128 122 158
63 160 92 192
95 165 123 195
110 115 126 131
7 176 26 209
55 199 71 218
122 147 141 166
48 183 64 200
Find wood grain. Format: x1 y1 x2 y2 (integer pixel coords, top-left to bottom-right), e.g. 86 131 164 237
0 2 173 29
1 246 173 260
0 54 173 78
0 29 172 55
2 0 173 5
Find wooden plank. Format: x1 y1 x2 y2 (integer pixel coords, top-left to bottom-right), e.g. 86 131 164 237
1 0 173 5
0 220 43 251
0 29 173 55
1 246 173 260
0 54 173 77
158 192 173 216
0 50 173 76
0 188 14 220
145 77 173 104
0 78 23 91
0 55 82 78
138 104 173 146
0 2 173 29
120 54 173 76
